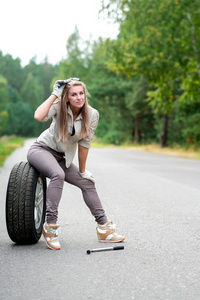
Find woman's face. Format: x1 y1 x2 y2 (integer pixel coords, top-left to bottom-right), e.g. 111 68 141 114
67 85 86 111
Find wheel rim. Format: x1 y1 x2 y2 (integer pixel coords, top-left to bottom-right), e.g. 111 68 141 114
34 177 44 229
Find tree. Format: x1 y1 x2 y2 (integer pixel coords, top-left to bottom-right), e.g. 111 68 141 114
24 56 59 99
87 39 154 144
102 0 200 146
0 76 9 134
4 101 35 136
20 72 44 110
124 76 155 143
40 58 59 99
0 52 59 137
58 27 92 83
0 51 24 91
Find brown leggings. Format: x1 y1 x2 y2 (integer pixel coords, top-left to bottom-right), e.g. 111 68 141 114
27 142 108 224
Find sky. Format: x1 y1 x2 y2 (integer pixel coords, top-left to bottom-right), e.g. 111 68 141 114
0 0 118 66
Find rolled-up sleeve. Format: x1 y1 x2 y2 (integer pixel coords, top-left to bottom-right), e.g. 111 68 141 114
78 109 99 148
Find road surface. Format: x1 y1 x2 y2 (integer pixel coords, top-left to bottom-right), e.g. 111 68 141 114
1 139 200 300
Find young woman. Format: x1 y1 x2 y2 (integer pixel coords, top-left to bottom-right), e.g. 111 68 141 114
27 78 125 250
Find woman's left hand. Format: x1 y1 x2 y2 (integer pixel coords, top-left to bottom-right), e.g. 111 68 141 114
79 170 95 183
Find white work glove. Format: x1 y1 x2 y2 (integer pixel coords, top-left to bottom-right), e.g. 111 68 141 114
79 170 95 183
52 80 66 98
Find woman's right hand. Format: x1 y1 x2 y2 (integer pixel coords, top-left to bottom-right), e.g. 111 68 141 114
52 80 65 98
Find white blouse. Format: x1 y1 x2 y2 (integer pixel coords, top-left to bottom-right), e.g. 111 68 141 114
36 100 99 167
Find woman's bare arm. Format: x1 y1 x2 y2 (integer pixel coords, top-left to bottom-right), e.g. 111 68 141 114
78 144 89 173
34 94 57 122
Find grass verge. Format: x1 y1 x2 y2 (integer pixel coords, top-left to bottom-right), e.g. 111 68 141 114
92 140 200 160
0 136 27 167
0 136 199 168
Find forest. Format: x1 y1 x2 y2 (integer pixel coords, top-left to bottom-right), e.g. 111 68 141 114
0 0 200 148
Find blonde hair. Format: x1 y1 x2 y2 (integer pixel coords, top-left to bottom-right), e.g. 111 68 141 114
58 80 90 142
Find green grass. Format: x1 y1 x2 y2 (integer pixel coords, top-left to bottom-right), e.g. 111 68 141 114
91 141 108 148
0 136 27 167
92 139 200 160
0 136 199 168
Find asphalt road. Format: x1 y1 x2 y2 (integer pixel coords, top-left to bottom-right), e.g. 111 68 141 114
1 139 200 300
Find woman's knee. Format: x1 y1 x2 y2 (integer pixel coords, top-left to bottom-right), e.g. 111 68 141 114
51 169 65 182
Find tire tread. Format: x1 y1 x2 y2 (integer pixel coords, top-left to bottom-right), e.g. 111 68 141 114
6 161 46 244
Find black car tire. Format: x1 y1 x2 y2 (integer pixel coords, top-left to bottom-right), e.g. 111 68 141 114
6 161 46 244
